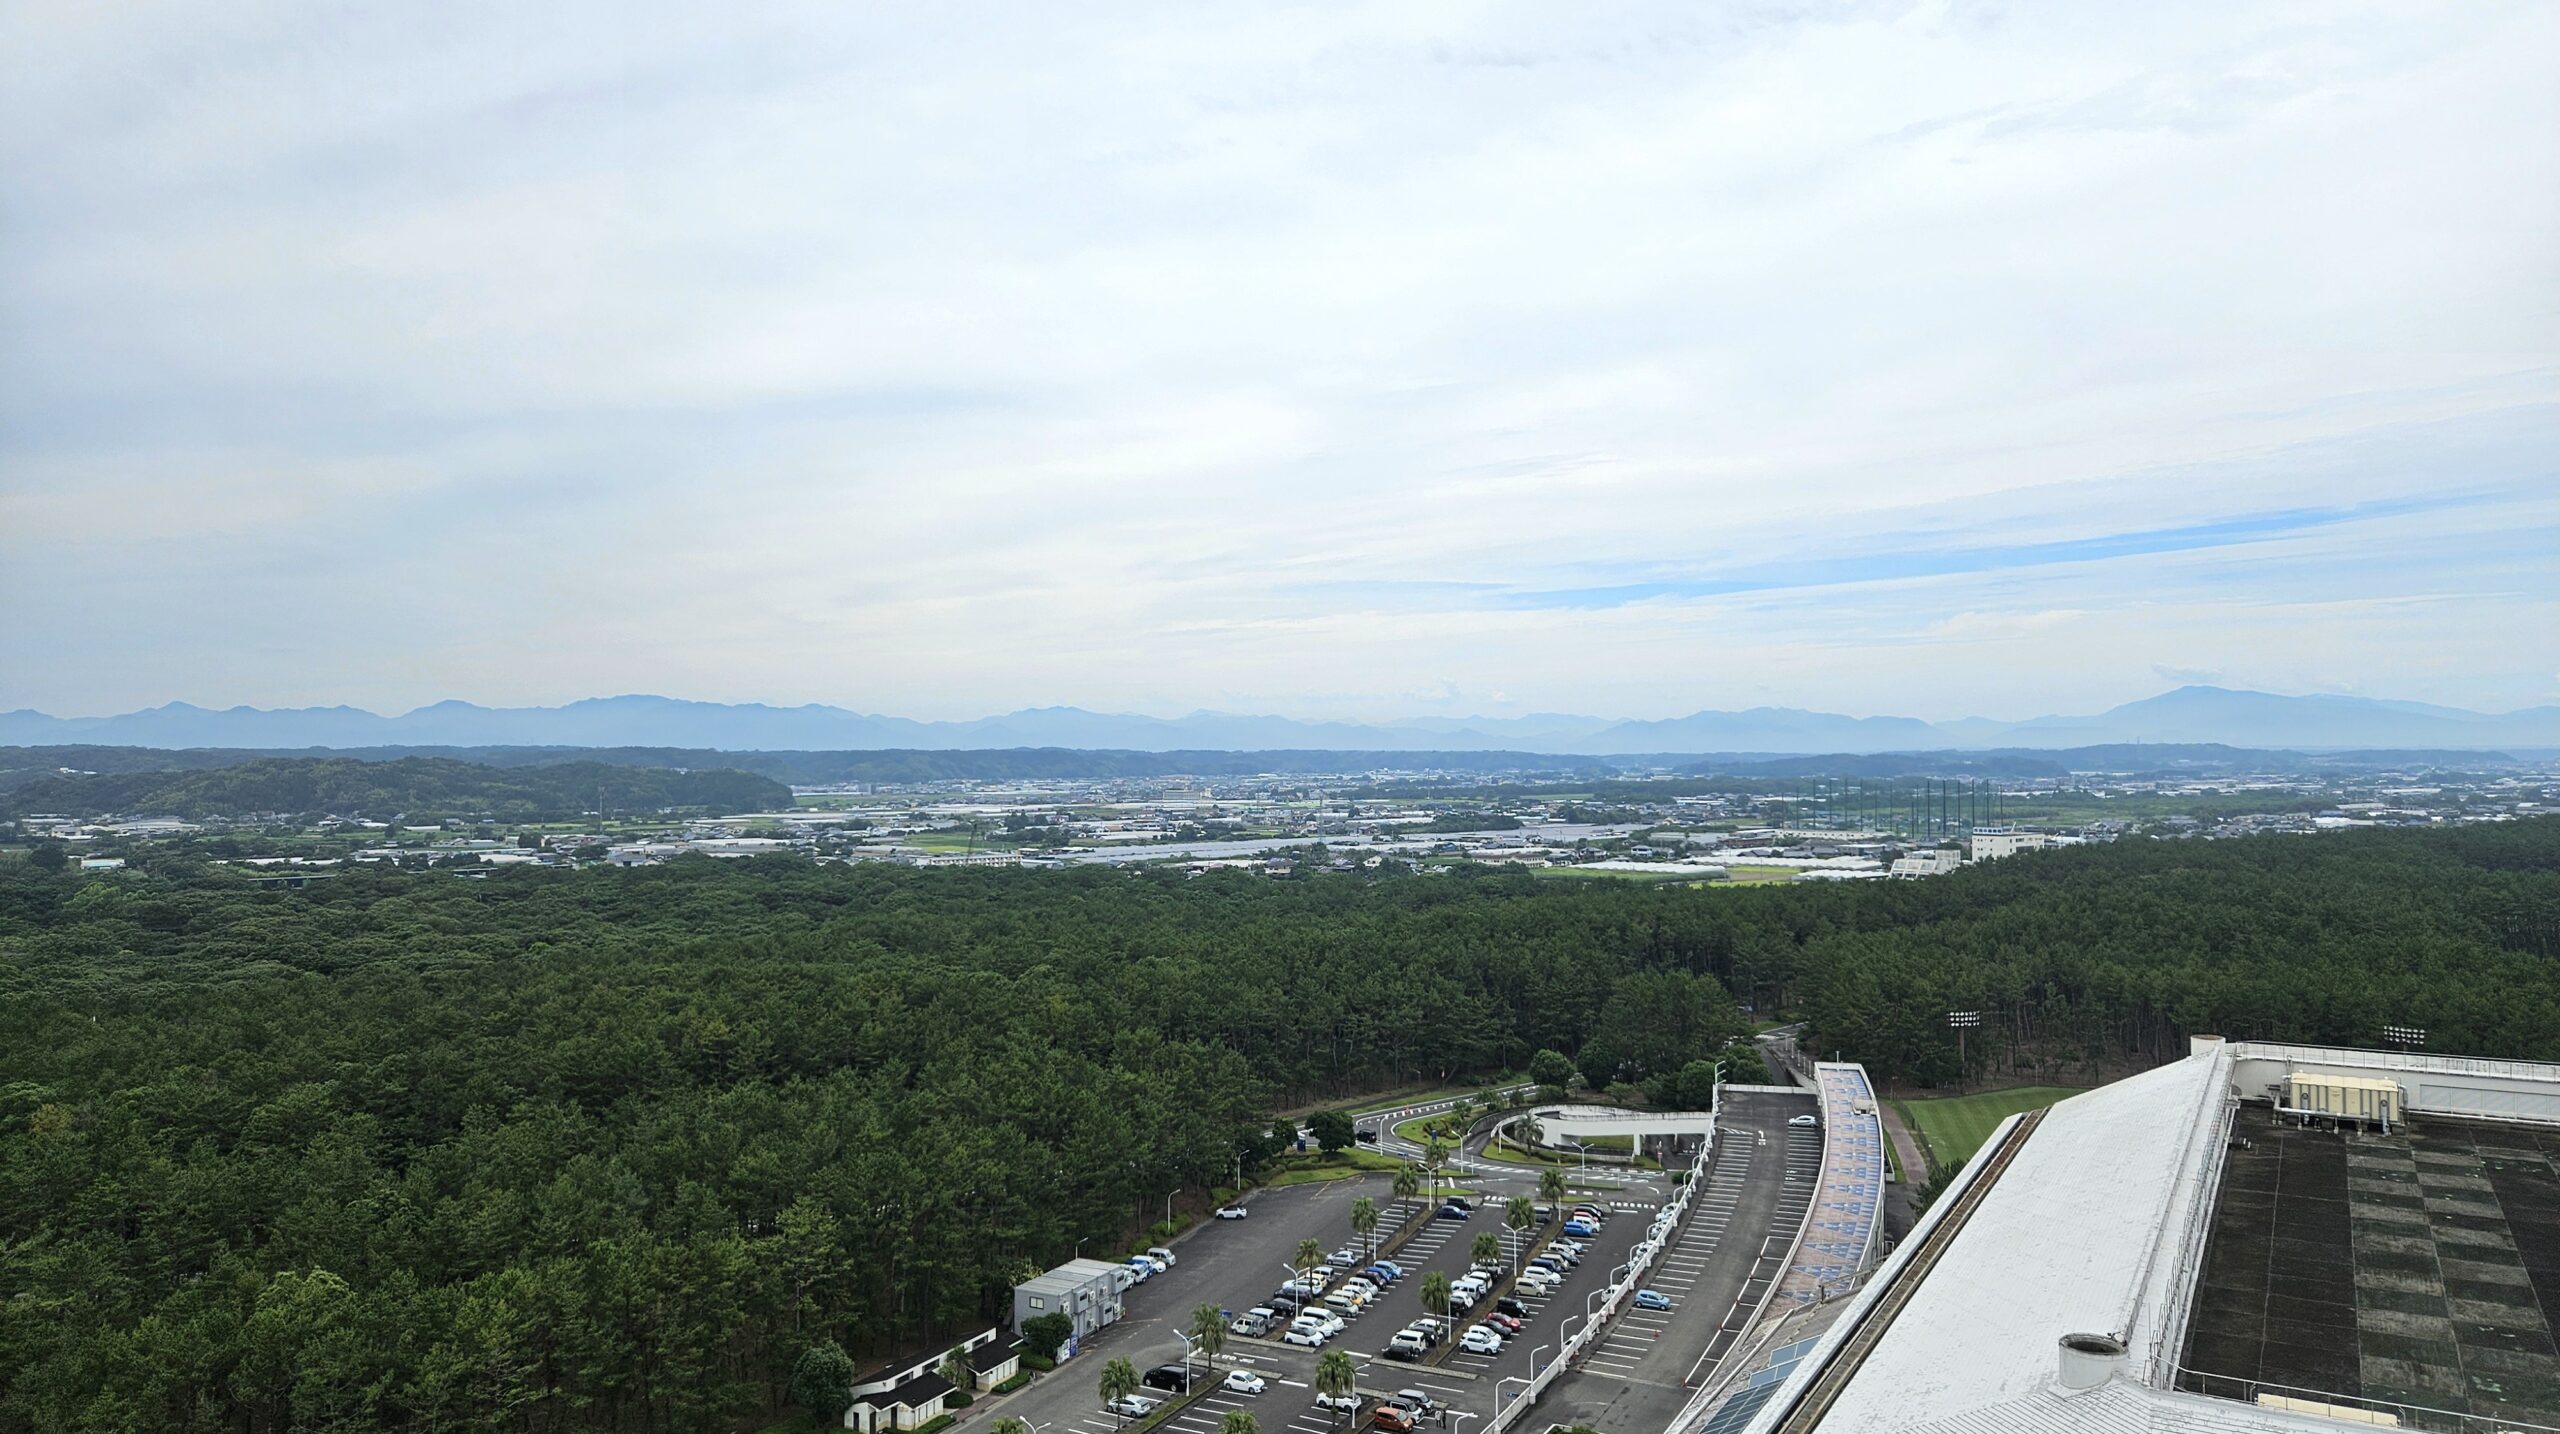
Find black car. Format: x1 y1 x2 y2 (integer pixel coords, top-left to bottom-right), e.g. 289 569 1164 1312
1433 1204 1469 1221
1143 1365 1197 1392
1495 1296 1530 1318
1444 1196 1474 1212
1380 1345 1422 1363
1356 1130 1380 1144
1269 1292 1307 1313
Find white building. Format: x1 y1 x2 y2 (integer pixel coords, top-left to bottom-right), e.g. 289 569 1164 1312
1694 1037 2560 1434
1889 848 1963 878
1966 828 2055 862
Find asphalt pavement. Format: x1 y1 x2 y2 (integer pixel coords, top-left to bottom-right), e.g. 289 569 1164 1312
976 1090 1813 1434
1529 1090 1821 1434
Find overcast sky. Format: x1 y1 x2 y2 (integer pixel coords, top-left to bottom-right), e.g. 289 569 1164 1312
4 2 2555 723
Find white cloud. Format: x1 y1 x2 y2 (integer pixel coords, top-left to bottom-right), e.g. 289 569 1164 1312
1 0 2554 720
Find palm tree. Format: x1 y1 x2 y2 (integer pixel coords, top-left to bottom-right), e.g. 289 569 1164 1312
1295 1237 1324 1289
1190 1303 1227 1373
1349 1196 1378 1258
1471 1230 1500 1270
994 1419 1032 1434
1392 1162 1421 1209
1505 1197 1535 1270
1314 1350 1359 1427
1422 1137 1448 1203
1220 1413 1259 1434
1100 1357 1141 1428
940 1344 973 1396
1419 1270 1452 1336
1539 1166 1567 1207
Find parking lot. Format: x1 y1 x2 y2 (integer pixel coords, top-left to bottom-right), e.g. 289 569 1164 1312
981 1093 1818 1434
1531 1090 1821 1434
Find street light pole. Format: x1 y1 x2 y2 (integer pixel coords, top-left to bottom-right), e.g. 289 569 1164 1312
1531 1343 1551 1377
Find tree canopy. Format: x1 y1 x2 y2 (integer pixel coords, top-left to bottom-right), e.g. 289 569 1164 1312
0 818 2553 1432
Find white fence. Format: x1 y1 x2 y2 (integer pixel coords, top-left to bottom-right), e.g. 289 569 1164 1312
1488 1126 1717 1434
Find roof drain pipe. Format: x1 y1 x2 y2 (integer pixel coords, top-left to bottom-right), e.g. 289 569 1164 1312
2054 1332 2127 1394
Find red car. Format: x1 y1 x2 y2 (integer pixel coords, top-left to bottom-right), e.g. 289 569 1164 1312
1373 1405 1419 1433
1484 1312 1524 1334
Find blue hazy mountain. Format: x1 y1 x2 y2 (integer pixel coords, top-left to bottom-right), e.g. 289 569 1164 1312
0 686 2550 754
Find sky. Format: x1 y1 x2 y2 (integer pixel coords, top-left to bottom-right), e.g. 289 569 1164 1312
3 1 2555 724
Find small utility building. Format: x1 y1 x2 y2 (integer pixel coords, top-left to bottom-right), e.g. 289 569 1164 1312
2282 1070 2403 1131
1013 1259 1127 1352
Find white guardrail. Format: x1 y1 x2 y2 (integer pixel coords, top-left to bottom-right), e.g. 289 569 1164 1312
1488 1122 1717 1434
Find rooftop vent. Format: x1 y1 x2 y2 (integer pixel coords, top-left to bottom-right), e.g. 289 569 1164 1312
2055 1332 2126 1393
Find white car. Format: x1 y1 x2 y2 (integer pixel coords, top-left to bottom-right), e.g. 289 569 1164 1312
1315 1392 1362 1413
1516 1271 1558 1294
1309 1311 1347 1336
1216 1205 1251 1219
1323 1291 1364 1314
1789 1114 1819 1127
1105 1396 1161 1418
1225 1371 1268 1395
1459 1328 1502 1355
1284 1326 1328 1348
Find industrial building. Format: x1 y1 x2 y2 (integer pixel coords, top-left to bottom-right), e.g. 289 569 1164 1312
1689 1037 2560 1433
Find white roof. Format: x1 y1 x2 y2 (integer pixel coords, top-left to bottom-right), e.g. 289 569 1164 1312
1786 1044 2248 1432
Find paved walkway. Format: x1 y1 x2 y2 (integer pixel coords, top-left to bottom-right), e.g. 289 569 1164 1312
1875 1099 1930 1184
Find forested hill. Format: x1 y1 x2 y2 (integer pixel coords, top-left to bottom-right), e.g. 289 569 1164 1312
0 820 2553 1432
0 755 790 820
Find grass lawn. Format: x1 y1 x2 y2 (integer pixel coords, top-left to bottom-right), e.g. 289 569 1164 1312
1266 1149 1404 1185
1893 1087 2083 1167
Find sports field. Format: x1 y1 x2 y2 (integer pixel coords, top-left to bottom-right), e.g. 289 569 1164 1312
1894 1086 2081 1166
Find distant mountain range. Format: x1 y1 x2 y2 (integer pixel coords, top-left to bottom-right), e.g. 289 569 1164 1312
1 687 2551 756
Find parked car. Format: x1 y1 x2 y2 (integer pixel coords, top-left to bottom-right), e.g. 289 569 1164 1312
1529 1255 1563 1272
1148 1246 1177 1268
1215 1204 1251 1219
1387 1330 1431 1356
1296 1311 1346 1338
1495 1296 1531 1318
1633 1289 1674 1311
1231 1312 1271 1337
1225 1371 1267 1395
1283 1325 1328 1348
1380 1345 1422 1363
1394 1390 1438 1415
1459 1328 1502 1355
1789 1114 1819 1127
1316 1391 1363 1413
1106 1396 1162 1418
1374 1405 1419 1433
1328 1248 1359 1267
1434 1204 1469 1222
1144 1365 1196 1392
1446 1286 1479 1312
1324 1291 1364 1314
1409 1317 1448 1338
1516 1270 1559 1294
1484 1312 1523 1334
1444 1197 1474 1213
1562 1219 1598 1238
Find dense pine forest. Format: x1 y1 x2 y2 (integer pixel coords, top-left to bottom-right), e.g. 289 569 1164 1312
2 820 2554 1433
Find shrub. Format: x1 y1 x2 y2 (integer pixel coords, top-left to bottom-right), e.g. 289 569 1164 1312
994 1372 1034 1394
914 1416 956 1434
